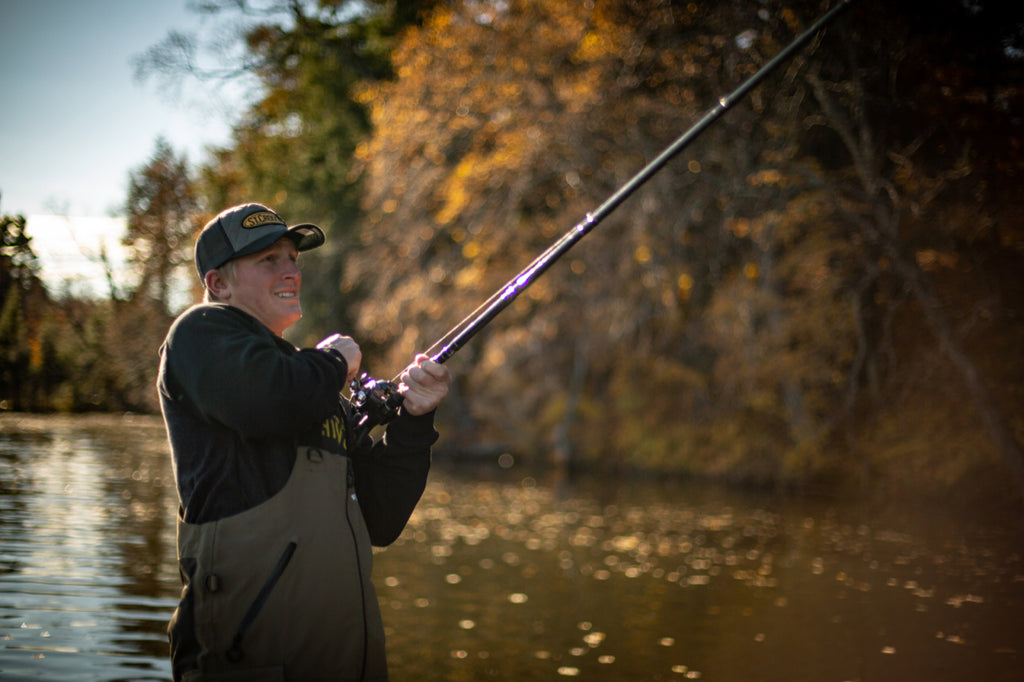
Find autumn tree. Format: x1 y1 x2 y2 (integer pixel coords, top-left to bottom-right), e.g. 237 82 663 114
347 0 1023 498
137 0 439 344
348 0 859 471
795 0 1024 494
127 0 1024 498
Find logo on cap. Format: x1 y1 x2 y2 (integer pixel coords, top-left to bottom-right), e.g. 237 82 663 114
242 211 284 229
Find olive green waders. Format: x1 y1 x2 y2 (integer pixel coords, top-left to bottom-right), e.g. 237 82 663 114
170 447 388 681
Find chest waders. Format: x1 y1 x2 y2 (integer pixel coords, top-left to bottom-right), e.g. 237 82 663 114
170 447 388 682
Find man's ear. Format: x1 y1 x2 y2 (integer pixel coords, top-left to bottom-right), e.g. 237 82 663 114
204 269 230 301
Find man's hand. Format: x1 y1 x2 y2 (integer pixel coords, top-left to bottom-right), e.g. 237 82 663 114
317 333 362 384
398 354 452 416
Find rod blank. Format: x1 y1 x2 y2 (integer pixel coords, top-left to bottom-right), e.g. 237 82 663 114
426 0 855 365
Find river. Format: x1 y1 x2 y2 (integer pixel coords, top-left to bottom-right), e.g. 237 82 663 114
1 413 1021 681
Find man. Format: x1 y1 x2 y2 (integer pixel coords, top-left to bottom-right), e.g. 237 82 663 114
158 203 451 681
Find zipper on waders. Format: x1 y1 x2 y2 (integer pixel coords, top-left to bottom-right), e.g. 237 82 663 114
225 540 298 662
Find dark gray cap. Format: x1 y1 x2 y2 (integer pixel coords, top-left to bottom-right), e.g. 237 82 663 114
195 203 325 278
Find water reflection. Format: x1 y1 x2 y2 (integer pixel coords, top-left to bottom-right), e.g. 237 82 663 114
376 475 1024 681
1 415 1022 682
0 415 178 682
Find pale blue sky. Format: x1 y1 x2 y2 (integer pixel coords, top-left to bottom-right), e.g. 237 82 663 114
0 0 240 219
1 0 249 298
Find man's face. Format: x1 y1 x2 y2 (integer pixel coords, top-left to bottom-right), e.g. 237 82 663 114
220 237 303 335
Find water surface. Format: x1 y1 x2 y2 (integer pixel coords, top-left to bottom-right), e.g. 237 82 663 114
1 414 1021 681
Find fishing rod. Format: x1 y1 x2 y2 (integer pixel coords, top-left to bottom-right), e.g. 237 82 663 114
348 0 856 429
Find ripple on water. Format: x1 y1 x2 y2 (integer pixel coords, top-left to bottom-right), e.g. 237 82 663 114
375 471 1024 681
3 419 1023 682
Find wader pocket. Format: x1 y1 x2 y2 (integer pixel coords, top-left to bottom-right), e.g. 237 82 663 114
226 541 297 662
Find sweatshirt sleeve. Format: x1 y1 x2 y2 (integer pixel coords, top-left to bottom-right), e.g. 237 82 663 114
161 305 349 437
351 410 438 546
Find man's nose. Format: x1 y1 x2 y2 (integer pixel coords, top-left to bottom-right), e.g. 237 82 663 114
282 260 301 280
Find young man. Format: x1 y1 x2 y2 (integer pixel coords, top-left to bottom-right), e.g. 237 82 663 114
158 203 451 681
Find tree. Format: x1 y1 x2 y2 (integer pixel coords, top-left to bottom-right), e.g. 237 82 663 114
136 0 440 343
126 0 1024 500
124 137 201 312
797 0 1024 494
0 210 49 410
348 0 859 471
346 0 1024 498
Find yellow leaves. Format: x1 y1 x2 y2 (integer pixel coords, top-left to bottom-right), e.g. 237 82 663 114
455 262 486 290
781 8 800 32
746 168 785 187
634 245 652 263
575 32 611 62
435 125 536 225
352 140 372 161
497 81 523 100
915 249 958 271
726 216 772 242
435 190 467 227
559 69 606 113
27 336 43 370
728 217 752 238
352 82 378 107
435 155 479 226
677 272 694 302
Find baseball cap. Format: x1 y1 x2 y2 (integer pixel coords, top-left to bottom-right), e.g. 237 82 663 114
195 203 326 278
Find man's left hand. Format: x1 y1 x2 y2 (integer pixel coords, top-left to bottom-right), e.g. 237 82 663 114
398 354 452 416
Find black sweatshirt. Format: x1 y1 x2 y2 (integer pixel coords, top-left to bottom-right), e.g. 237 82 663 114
157 303 437 545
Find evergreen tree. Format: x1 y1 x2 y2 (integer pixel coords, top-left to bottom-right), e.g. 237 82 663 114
124 137 201 313
0 211 47 410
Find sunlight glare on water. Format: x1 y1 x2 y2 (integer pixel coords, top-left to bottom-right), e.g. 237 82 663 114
1 416 178 682
1 414 1023 682
375 475 1024 681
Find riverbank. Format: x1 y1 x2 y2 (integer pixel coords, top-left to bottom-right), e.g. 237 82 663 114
3 410 1020 525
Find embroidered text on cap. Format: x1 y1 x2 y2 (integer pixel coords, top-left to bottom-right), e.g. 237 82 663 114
242 211 285 229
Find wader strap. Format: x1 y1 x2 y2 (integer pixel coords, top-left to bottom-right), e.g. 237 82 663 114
226 541 298 662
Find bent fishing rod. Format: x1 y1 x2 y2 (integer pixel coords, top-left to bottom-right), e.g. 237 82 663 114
348 0 856 430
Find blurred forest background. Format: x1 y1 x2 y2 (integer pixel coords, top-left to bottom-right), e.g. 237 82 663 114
2 0 1022 505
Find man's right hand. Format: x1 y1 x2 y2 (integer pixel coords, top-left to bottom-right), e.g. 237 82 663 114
317 333 362 384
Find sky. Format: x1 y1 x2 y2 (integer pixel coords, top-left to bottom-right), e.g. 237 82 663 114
0 0 244 297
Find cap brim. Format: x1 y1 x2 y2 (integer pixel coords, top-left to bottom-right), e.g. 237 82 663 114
286 223 326 252
232 223 325 262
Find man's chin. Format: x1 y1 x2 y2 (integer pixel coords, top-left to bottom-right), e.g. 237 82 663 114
275 305 302 333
